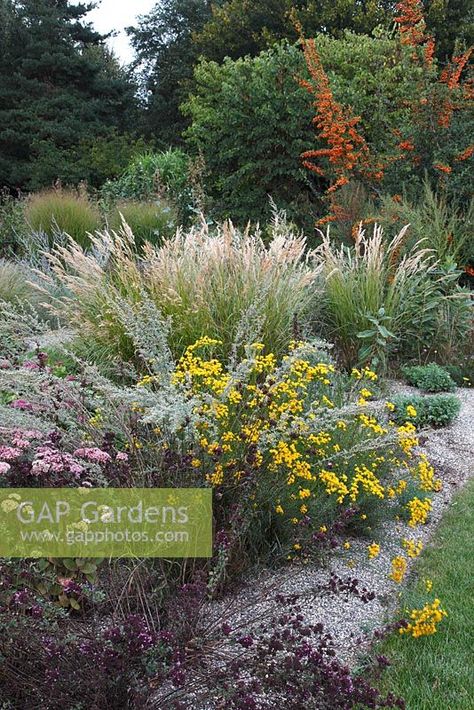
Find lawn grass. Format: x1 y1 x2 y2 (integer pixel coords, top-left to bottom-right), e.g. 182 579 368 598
378 477 474 709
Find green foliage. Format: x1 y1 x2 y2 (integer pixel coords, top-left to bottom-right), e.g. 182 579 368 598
0 0 136 191
0 191 28 257
108 200 177 247
67 132 152 190
24 189 101 249
183 42 316 226
102 149 196 223
444 363 473 388
391 393 461 428
356 307 397 373
183 33 427 226
128 0 217 144
402 363 456 393
376 182 474 269
194 0 394 64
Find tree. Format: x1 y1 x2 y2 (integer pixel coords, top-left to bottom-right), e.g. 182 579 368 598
182 32 426 226
193 0 395 63
128 0 219 145
0 0 137 190
182 43 316 226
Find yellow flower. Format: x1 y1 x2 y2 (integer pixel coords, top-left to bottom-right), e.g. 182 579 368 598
343 541 351 550
363 367 378 381
293 543 301 551
275 504 284 514
319 469 349 503
390 555 407 583
406 405 417 418
191 458 201 468
399 599 447 638
367 542 380 559
411 455 441 492
228 389 243 404
402 537 423 558
298 488 311 500
407 497 432 527
424 578 433 592
207 463 224 486
385 401 396 412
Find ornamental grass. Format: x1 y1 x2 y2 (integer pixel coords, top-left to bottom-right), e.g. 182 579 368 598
39 215 319 367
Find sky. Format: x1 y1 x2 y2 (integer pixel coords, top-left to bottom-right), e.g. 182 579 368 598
81 0 156 65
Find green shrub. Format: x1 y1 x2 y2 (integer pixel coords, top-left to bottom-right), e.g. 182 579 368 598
402 363 456 392
0 191 28 257
102 149 195 223
391 393 461 428
108 200 177 247
24 189 101 249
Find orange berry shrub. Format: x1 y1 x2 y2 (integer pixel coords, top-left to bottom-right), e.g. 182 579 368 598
299 0 473 228
299 37 384 231
388 0 473 203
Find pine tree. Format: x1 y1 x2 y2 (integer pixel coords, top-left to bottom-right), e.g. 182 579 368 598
0 0 136 190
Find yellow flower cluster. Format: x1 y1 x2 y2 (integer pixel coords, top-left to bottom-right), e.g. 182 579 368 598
406 404 417 418
390 555 408 583
367 542 381 559
400 599 447 638
319 468 349 503
172 337 230 394
351 367 378 381
359 413 387 435
133 340 442 568
270 441 313 483
387 479 407 498
397 422 419 456
412 455 442 492
349 465 385 501
407 497 432 527
402 537 423 558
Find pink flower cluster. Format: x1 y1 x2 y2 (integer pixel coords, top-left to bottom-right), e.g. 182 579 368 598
0 445 22 460
73 447 112 464
31 445 84 478
0 461 11 475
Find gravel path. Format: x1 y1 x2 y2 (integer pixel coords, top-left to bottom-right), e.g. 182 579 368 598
203 384 474 668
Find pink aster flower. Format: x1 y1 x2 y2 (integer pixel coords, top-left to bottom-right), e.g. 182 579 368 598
0 462 11 475
116 452 129 462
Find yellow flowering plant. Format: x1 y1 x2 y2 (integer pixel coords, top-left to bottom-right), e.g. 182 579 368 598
123 338 439 565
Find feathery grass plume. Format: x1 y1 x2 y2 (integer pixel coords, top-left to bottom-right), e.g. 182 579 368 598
311 223 462 369
39 218 318 367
